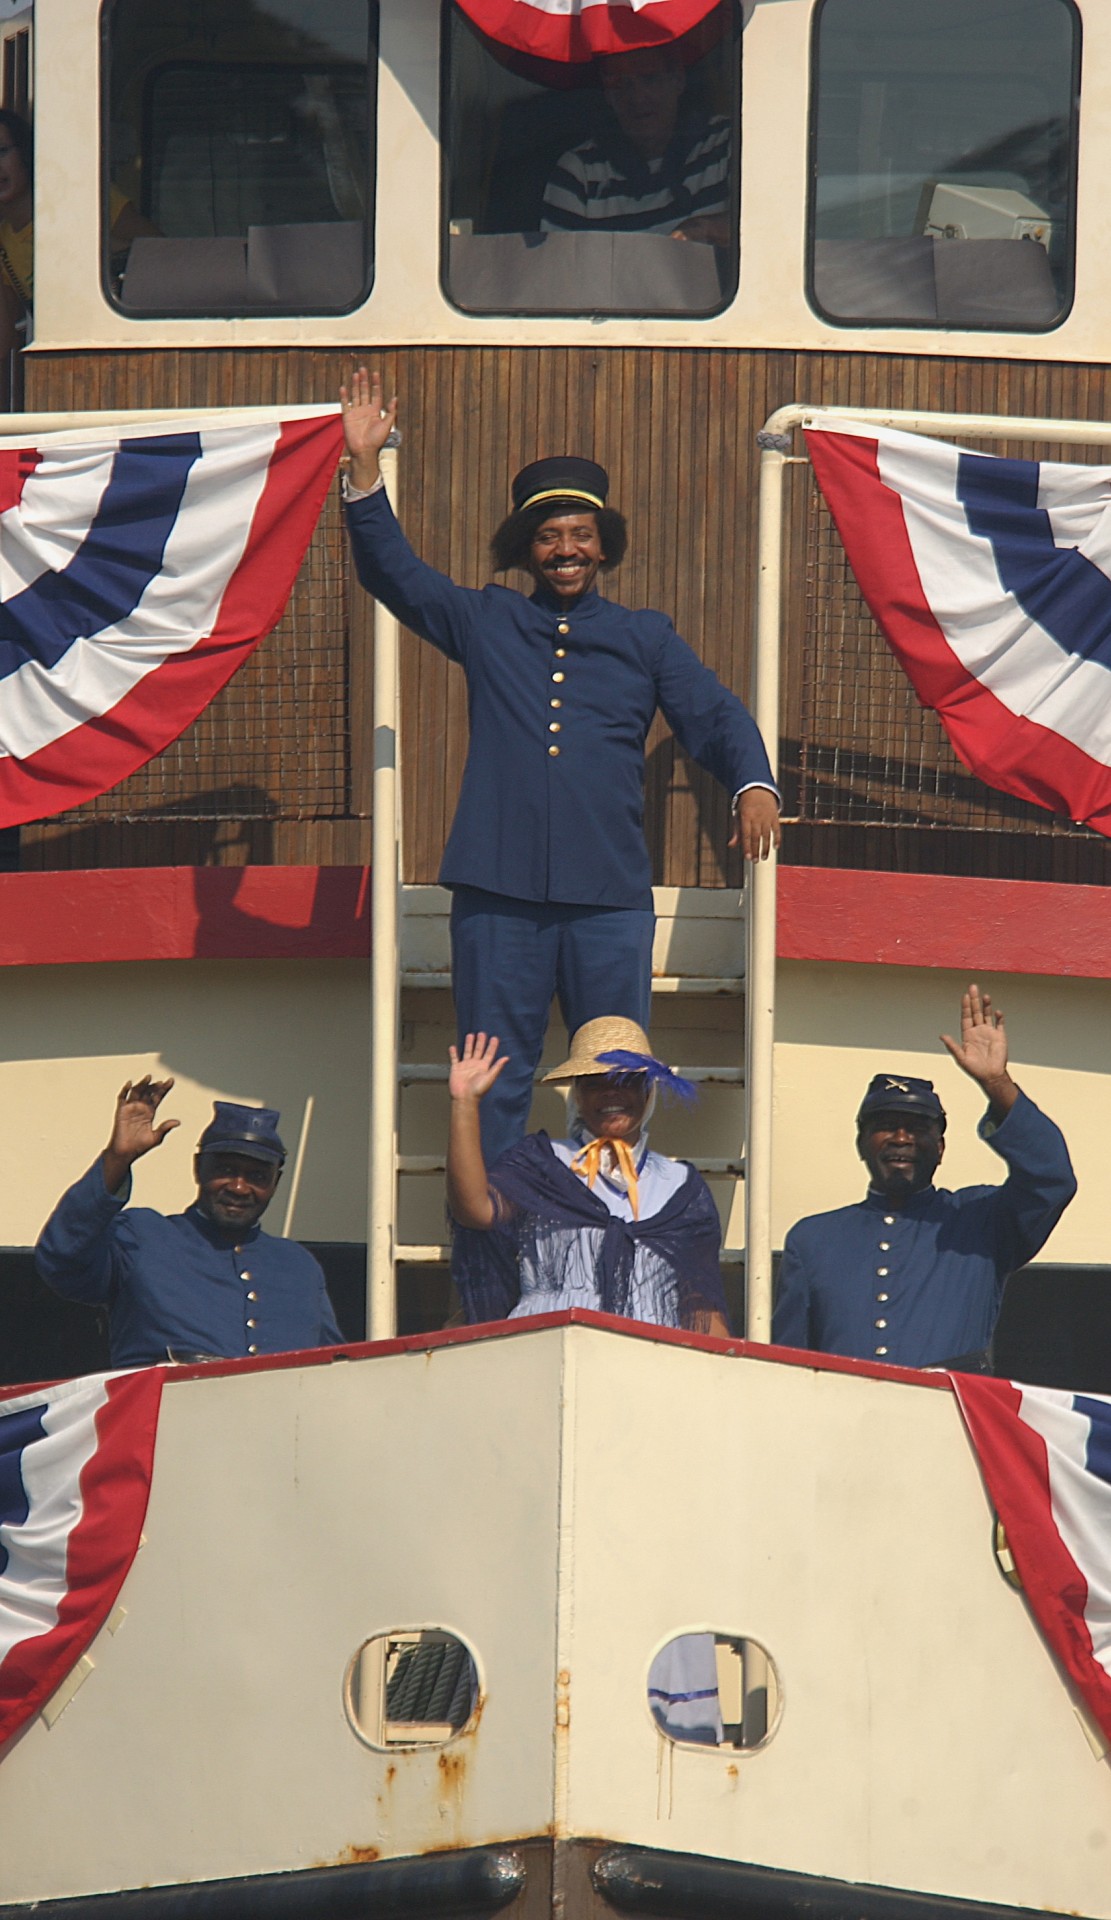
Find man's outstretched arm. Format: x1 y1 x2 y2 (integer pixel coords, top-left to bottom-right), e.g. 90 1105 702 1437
37 1075 179 1304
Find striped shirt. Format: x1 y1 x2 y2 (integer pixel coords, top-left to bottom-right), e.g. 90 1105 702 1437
541 115 731 235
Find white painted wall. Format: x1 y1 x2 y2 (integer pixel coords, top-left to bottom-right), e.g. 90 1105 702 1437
775 960 1107 1264
0 958 371 1245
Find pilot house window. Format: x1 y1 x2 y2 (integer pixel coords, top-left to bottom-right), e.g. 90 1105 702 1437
809 0 1079 332
104 0 376 318
443 0 741 318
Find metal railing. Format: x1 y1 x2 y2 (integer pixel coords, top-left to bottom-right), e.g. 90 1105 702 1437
745 400 1111 1341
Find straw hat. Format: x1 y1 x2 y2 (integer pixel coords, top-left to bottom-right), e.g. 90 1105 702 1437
542 1016 659 1084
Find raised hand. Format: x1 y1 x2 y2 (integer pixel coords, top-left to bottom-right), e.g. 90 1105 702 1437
941 984 1017 1115
448 1031 509 1105
103 1075 180 1193
338 366 398 491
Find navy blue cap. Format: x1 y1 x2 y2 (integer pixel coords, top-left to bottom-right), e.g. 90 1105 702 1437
856 1075 946 1133
511 457 609 515
196 1101 286 1165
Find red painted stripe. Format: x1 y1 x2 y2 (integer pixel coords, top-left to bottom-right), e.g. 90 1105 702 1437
0 866 371 965
0 863 1105 977
0 417 343 829
776 866 1111 979
954 1376 1111 1747
805 429 1111 838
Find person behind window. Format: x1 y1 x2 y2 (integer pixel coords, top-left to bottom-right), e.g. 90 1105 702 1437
540 45 731 248
0 108 156 400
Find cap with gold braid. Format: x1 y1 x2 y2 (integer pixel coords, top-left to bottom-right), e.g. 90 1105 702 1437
511 456 609 515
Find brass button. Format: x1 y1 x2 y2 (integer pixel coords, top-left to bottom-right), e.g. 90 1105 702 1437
877 1292 889 1303
879 1241 890 1251
875 1346 888 1357
552 670 565 682
877 1267 889 1277
555 648 567 659
247 1318 257 1329
550 698 562 709
884 1216 895 1226
549 721 561 733
247 1290 258 1302
240 1270 251 1281
248 1344 258 1355
557 621 570 634
875 1318 887 1329
548 745 560 758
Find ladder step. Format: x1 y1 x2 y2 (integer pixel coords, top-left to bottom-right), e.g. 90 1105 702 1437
402 972 742 996
395 1244 745 1269
399 1064 744 1086
399 1153 743 1177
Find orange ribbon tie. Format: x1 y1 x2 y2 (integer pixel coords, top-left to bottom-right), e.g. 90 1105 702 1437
570 1137 639 1219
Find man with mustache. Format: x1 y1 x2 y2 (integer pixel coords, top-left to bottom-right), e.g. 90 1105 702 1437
773 984 1076 1371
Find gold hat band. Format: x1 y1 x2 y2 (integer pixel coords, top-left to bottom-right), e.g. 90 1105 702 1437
520 486 605 511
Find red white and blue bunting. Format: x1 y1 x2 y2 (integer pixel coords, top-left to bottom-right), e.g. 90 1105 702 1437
454 0 724 61
0 1369 162 1749
806 418 1111 839
954 1375 1111 1746
0 408 343 828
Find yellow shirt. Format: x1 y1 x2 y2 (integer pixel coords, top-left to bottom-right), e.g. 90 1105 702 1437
0 184 129 307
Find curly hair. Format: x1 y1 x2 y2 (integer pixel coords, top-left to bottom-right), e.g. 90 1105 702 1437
490 499 628 574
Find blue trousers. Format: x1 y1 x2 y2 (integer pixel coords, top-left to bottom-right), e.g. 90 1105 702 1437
450 887 655 1167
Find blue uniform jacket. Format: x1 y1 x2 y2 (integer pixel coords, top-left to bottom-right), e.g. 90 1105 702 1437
346 489 777 910
772 1090 1076 1369
36 1161 344 1369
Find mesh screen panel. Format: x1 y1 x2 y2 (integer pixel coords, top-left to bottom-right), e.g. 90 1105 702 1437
43 501 351 827
790 474 1090 842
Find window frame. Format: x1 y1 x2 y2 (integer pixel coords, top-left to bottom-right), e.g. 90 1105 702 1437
437 0 744 323
99 0 380 322
805 0 1082 335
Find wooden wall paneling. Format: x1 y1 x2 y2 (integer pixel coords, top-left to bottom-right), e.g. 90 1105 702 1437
17 343 1111 884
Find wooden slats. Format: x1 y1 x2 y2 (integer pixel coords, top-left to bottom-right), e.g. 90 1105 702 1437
18 342 1111 881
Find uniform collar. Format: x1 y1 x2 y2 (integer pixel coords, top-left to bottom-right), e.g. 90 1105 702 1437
184 1201 263 1248
864 1183 938 1214
528 583 602 616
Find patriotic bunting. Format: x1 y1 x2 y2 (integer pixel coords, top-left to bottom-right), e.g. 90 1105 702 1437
806 418 1111 838
455 0 723 62
0 408 343 828
0 1369 162 1749
954 1375 1111 1746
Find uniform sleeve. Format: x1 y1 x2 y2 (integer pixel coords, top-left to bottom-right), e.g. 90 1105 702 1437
35 1160 128 1306
345 488 479 665
317 1272 346 1346
652 622 778 799
981 1089 1077 1271
673 1169 731 1331
772 1228 813 1350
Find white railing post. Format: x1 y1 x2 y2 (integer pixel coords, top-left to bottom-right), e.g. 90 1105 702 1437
744 396 1111 1343
368 435 402 1342
744 430 788 1342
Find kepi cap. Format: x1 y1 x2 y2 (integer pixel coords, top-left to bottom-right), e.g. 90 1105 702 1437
857 1074 946 1133
511 456 609 515
197 1101 286 1165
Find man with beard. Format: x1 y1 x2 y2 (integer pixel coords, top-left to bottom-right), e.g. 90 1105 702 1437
36 1077 343 1367
772 985 1075 1371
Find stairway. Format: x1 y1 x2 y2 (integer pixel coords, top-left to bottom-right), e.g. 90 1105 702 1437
391 884 748 1325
